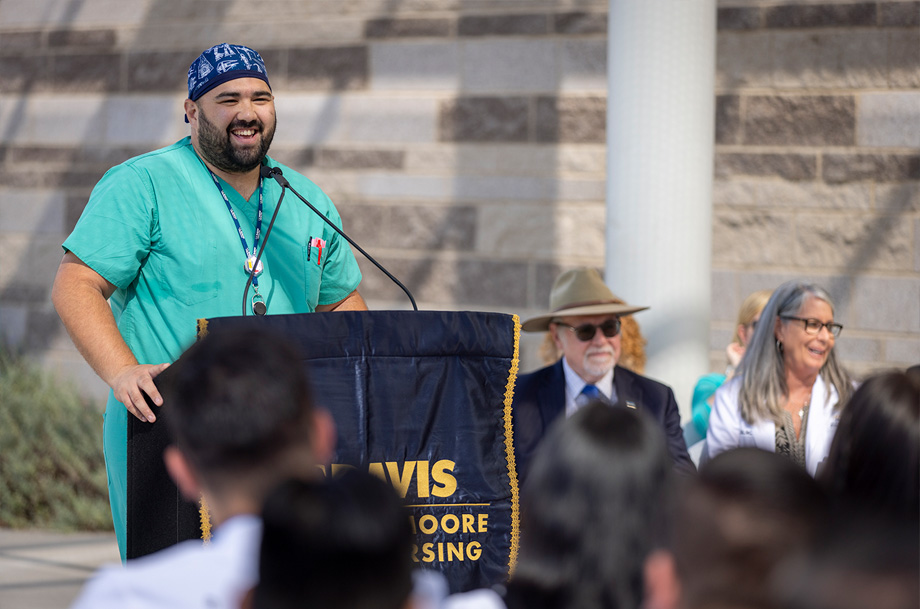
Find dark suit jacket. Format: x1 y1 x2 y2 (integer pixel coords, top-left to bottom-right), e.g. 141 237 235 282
512 361 696 479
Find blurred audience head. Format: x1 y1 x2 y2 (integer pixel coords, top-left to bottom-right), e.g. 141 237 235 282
773 515 919 609
249 470 414 609
162 327 334 515
819 368 920 520
668 448 828 609
509 401 673 609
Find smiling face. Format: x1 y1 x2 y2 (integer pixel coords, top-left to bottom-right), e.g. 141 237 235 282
551 314 622 384
186 77 276 175
775 296 836 380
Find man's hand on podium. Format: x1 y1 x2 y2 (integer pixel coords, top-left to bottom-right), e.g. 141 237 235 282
113 362 171 423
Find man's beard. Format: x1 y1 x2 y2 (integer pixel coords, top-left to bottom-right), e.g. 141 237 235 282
581 346 616 378
196 107 276 173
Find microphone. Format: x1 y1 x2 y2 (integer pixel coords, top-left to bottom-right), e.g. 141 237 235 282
264 165 290 188
250 164 418 312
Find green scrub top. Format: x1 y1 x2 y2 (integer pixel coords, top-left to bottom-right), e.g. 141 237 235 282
63 137 362 558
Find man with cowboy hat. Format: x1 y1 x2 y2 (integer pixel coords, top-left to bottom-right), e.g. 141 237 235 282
513 268 695 478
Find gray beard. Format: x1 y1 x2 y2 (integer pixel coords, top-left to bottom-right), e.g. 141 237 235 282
581 348 616 378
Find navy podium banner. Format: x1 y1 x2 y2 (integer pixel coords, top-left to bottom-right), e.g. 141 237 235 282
127 310 521 592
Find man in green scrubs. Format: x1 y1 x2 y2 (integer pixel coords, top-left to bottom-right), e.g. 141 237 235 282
51 43 366 559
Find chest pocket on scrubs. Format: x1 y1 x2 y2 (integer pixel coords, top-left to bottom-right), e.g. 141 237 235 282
173 238 221 306
302 245 322 308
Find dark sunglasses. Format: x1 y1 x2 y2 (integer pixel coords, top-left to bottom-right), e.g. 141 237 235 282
554 318 621 342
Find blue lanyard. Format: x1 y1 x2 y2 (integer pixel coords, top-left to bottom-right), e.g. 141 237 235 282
209 170 263 287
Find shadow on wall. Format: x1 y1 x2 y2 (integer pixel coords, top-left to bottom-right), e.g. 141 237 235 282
716 80 919 343
1 0 113 354
2 1 232 357
7 3 914 369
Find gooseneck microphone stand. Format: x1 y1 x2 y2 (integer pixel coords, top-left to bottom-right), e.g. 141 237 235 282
242 164 418 316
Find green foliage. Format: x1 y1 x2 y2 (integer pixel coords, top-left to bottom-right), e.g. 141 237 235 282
0 350 112 531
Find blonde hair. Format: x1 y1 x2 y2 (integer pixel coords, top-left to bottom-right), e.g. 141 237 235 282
731 289 773 346
538 313 647 374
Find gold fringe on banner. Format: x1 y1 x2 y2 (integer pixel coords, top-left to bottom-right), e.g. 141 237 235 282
197 318 213 543
503 314 521 575
197 318 209 339
200 495 212 544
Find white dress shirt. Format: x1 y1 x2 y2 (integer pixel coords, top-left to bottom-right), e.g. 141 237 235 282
443 588 507 609
562 358 617 417
70 515 261 609
70 515 451 609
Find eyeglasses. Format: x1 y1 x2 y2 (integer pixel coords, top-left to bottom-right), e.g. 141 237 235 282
554 318 621 342
780 316 843 337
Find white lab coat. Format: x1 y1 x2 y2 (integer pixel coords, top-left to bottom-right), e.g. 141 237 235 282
707 374 840 477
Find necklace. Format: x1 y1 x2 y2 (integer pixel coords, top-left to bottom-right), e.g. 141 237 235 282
797 391 812 419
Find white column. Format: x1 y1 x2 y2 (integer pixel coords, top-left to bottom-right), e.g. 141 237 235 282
606 0 716 419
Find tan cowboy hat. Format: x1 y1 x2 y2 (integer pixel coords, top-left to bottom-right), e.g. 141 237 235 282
521 267 649 332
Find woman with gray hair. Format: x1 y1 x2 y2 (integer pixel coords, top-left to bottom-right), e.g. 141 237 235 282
706 280 853 476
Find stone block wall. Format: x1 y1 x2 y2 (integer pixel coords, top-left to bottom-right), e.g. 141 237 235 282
0 0 917 403
712 0 920 379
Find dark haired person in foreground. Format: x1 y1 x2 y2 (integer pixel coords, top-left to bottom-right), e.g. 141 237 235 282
644 448 829 609
447 402 674 609
244 471 414 609
819 368 920 520
70 328 334 609
772 515 919 609
778 366 920 609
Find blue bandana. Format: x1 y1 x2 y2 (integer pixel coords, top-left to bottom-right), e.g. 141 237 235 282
187 43 270 102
